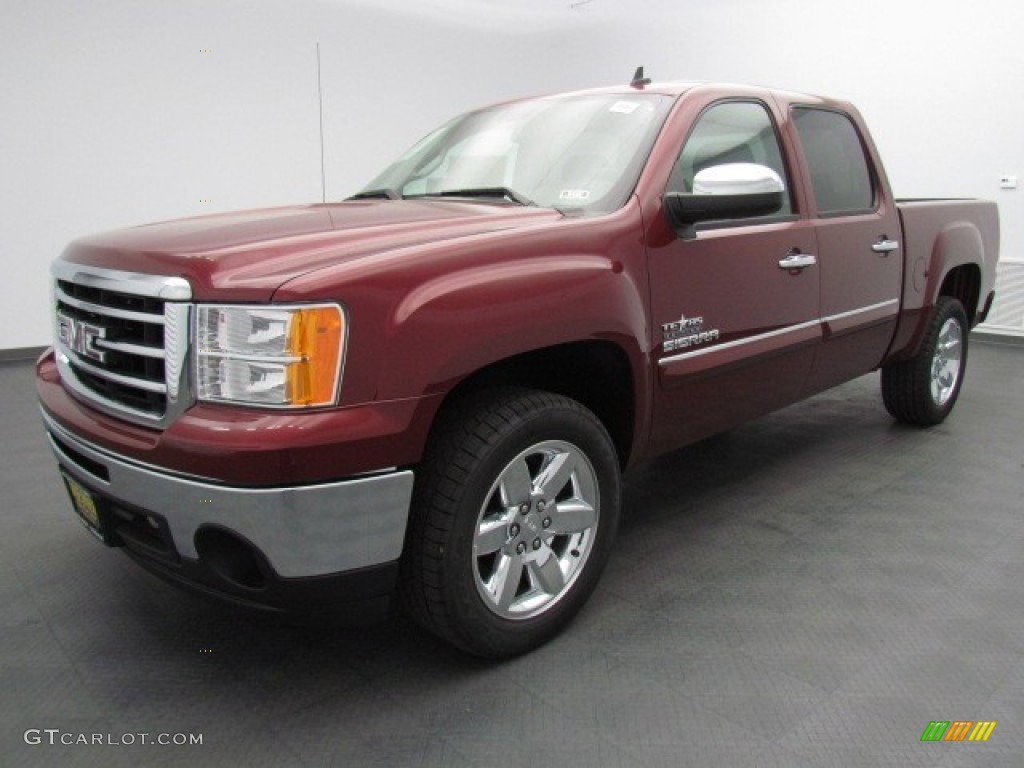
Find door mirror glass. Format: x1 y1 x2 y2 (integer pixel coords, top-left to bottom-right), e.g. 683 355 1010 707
664 162 785 233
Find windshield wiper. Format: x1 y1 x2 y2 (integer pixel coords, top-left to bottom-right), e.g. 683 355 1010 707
431 187 537 207
347 188 402 201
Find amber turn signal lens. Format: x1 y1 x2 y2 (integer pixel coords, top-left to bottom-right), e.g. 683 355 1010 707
285 306 345 406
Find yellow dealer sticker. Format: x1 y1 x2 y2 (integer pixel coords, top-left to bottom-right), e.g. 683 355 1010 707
63 474 103 540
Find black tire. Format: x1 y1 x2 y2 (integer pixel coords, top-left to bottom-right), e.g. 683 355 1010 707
881 296 969 426
401 387 621 658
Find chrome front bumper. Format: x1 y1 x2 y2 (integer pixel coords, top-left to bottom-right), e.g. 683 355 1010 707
41 409 414 579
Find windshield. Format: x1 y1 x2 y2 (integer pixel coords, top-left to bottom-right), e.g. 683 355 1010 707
357 93 673 214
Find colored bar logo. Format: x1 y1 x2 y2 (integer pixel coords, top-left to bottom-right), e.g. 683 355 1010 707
921 721 997 742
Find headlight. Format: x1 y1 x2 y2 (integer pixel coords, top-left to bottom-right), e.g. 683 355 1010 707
196 303 345 407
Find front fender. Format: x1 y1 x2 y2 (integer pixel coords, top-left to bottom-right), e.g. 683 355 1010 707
382 252 648 398
273 200 652 420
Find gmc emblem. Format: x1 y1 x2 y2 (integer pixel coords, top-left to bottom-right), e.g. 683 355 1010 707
57 312 108 363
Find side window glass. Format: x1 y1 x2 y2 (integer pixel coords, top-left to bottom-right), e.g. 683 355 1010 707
667 101 792 217
793 108 875 215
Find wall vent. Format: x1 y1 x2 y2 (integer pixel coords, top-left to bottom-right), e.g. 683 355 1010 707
978 260 1024 336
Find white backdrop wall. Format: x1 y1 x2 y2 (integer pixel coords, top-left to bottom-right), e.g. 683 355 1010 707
2 0 1023 351
0 0 591 351
578 0 1024 333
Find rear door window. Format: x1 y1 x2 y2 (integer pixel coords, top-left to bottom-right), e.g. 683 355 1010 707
792 108 875 215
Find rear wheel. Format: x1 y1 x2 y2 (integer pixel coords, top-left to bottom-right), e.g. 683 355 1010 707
401 388 621 658
881 296 968 425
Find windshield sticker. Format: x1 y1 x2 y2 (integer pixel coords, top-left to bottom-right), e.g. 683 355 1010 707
559 189 591 203
609 101 640 114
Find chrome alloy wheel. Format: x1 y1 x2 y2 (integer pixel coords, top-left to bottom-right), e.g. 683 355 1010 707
472 440 599 620
930 317 963 407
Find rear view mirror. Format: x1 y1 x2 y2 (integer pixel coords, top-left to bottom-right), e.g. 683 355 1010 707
664 163 786 236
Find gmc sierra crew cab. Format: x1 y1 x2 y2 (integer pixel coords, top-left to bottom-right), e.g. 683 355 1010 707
37 78 999 657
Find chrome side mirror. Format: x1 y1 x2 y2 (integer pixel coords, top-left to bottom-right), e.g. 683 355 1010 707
664 163 786 236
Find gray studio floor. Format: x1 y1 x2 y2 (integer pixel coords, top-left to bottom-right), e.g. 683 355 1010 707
2 339 1023 768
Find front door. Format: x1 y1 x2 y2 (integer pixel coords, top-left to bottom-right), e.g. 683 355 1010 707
645 99 821 455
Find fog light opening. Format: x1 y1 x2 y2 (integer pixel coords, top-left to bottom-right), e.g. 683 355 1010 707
194 526 269 591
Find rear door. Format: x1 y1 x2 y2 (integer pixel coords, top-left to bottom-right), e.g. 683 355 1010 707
645 96 821 455
788 105 903 392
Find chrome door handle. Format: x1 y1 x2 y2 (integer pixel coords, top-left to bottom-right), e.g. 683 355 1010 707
778 253 817 270
872 239 899 254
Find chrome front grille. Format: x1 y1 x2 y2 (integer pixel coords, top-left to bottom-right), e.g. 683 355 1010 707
52 262 193 428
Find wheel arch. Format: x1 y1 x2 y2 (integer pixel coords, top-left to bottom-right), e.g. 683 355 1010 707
939 263 981 326
427 341 638 471
927 219 987 326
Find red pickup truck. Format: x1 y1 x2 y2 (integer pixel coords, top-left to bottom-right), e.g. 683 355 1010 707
37 80 998 657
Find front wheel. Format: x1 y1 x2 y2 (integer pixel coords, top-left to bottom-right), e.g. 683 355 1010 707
401 388 621 658
881 296 969 425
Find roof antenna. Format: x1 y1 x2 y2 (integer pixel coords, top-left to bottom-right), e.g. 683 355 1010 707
630 66 651 89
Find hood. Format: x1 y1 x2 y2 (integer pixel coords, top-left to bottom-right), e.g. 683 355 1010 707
59 200 564 301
